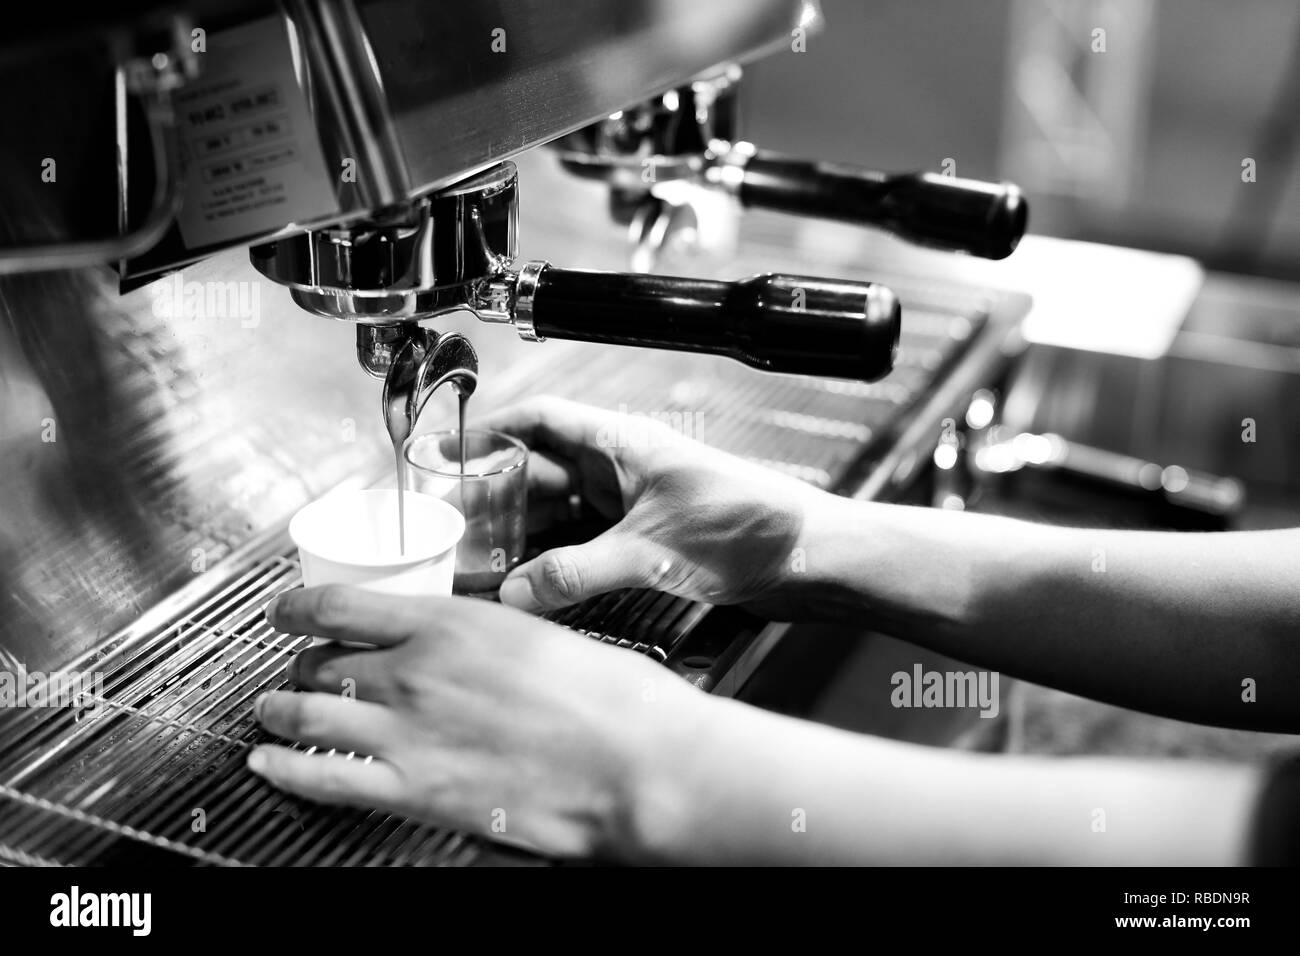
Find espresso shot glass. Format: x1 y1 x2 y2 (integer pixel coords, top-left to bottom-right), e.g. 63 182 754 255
404 429 528 598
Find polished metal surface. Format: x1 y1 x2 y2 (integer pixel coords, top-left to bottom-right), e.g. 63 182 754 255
283 0 414 213
0 545 481 866
0 248 553 676
382 330 478 452
552 63 1028 262
0 146 1028 865
0 259 384 674
0 0 1043 871
511 260 548 343
251 153 903 384
552 66 744 182
123 0 811 280
0 147 1008 672
249 163 519 323
0 266 1009 867
356 0 806 202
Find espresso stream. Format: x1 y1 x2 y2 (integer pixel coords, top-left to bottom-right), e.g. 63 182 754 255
395 441 408 556
394 391 468 557
459 390 468 491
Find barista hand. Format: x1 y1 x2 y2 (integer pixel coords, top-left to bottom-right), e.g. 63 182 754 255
250 584 1263 866
251 585 707 859
481 396 834 618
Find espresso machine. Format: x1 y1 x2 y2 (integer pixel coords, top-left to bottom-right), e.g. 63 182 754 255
0 0 1032 866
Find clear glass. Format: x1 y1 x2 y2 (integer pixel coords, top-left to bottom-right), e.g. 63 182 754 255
404 429 528 598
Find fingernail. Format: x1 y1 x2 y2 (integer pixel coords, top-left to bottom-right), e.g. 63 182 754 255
254 692 268 722
264 596 280 623
247 748 267 774
498 574 537 611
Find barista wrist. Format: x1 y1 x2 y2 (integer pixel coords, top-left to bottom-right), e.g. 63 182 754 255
603 681 736 864
765 491 886 622
774 495 987 634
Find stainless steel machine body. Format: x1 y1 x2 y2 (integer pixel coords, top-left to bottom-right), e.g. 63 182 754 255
0 1 1032 865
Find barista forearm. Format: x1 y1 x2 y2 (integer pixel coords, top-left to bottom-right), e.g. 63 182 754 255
627 694 1260 865
794 497 1300 730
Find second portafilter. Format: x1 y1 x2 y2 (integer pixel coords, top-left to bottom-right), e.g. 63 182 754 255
553 66 1028 269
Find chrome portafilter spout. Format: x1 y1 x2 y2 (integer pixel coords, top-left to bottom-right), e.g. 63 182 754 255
380 326 478 453
251 162 502 450
375 325 476 557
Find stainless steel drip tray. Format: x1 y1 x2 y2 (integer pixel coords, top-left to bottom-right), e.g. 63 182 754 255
0 514 716 867
0 535 484 866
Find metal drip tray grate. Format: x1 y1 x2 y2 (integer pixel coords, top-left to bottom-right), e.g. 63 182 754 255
0 540 705 867
0 551 481 866
0 279 1003 866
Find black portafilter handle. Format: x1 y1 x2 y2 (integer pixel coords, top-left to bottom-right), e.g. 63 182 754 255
522 267 901 382
737 152 1028 260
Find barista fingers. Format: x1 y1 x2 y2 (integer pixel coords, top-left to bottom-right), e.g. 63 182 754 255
0 665 104 718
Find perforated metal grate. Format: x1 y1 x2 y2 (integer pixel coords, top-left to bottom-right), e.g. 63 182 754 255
0 280 993 866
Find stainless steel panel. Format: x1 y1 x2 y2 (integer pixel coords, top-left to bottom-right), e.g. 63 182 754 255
0 144 1027 865
364 0 805 192
0 272 1004 866
0 145 1007 673
0 260 383 673
120 0 809 278
0 255 552 673
0 547 479 866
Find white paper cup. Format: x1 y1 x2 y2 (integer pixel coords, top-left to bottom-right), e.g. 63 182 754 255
288 488 464 642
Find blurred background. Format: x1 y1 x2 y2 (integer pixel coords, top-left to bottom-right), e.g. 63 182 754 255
734 0 1300 762
746 0 1300 280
